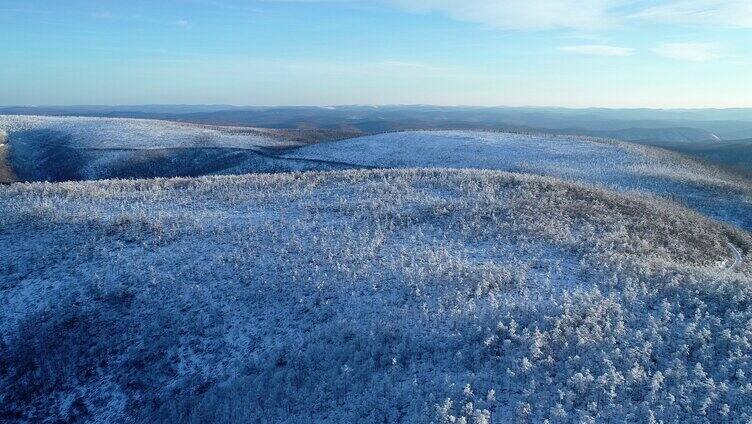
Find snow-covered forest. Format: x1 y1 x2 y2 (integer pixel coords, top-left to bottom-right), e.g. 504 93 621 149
1 117 752 422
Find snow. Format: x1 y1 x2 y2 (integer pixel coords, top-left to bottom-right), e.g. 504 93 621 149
0 115 287 149
1 169 750 422
2 120 752 422
286 130 752 230
3 118 750 231
0 115 350 182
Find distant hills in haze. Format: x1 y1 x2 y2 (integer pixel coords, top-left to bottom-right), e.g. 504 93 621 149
3 105 752 174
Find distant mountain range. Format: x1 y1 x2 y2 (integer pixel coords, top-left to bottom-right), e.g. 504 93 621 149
3 104 752 139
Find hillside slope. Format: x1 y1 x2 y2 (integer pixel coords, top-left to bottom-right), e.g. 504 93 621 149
287 131 752 230
0 115 357 182
3 117 751 231
0 130 17 183
637 138 752 177
1 169 750 423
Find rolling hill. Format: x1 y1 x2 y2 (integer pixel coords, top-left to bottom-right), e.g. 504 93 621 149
0 116 357 183
286 131 752 231
1 169 750 422
636 138 752 178
2 117 752 422
4 105 752 141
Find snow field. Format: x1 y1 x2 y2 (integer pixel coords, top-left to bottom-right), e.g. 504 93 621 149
0 115 352 182
0 115 286 149
1 169 750 422
3 117 751 231
286 130 752 230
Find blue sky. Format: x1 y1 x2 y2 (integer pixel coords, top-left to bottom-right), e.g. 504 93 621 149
1 0 750 107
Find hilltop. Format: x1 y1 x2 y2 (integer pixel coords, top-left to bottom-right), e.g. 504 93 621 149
1 169 750 422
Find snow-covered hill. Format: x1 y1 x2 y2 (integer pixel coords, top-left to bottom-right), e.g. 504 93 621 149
3 119 752 422
3 118 750 232
0 115 300 149
0 115 355 182
1 169 750 422
286 131 752 230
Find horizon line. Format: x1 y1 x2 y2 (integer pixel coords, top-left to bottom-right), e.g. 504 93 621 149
2 104 752 111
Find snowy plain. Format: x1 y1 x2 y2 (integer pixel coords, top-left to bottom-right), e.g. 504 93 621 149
1 117 752 422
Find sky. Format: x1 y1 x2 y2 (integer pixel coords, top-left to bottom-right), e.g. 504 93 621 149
1 0 751 108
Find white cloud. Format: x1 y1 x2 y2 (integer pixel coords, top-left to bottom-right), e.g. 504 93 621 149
387 0 621 30
387 0 752 30
265 0 752 30
633 0 752 28
559 44 634 56
651 42 722 61
175 19 190 28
